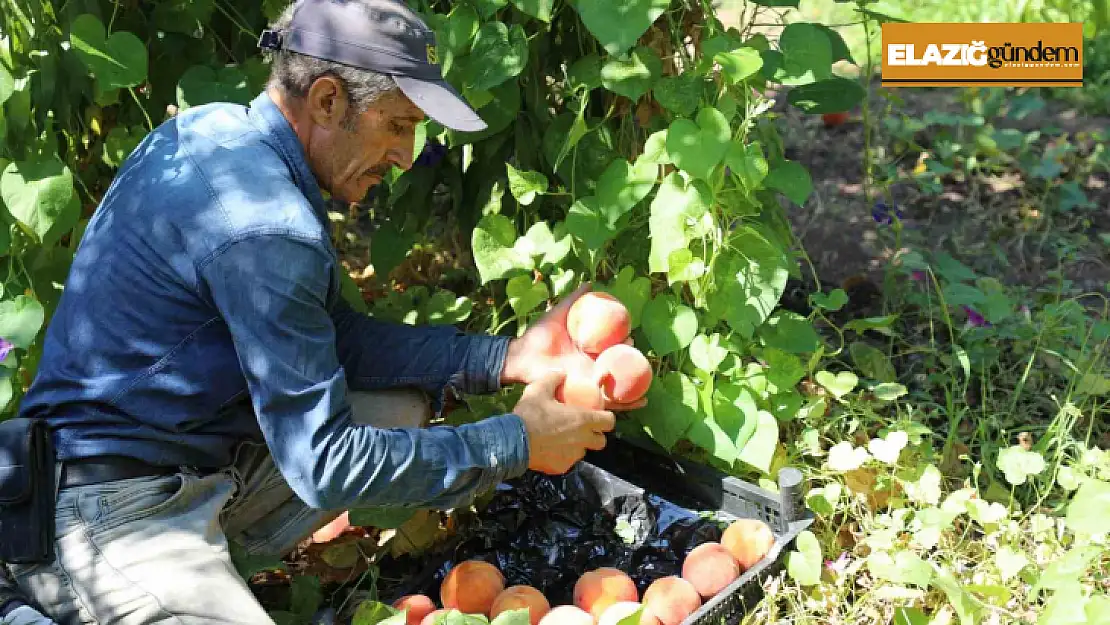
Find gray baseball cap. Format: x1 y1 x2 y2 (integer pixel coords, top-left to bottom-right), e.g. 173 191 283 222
258 0 487 132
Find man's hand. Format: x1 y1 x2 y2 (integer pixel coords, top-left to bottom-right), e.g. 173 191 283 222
500 284 647 411
513 369 616 474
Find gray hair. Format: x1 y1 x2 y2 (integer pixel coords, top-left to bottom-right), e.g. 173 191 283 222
264 2 400 129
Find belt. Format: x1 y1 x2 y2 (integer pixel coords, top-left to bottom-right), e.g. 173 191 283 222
59 456 179 490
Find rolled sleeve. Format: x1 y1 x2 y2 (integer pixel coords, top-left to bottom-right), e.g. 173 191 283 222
198 232 530 511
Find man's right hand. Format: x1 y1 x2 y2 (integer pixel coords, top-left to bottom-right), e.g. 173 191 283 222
512 369 616 475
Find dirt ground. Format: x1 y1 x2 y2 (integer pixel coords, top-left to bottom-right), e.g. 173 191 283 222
768 76 1110 294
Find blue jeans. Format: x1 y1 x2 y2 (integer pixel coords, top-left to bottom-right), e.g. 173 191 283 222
4 390 431 625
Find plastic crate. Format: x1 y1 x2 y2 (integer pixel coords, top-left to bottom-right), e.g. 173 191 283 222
379 432 813 625
580 433 815 625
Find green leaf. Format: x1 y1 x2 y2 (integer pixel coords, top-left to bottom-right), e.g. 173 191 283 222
715 48 764 83
69 15 148 89
713 382 760 452
101 125 146 168
724 141 769 191
1085 595 1110 625
786 530 822 586
996 446 1045 486
867 551 933 587
353 600 406 625
567 53 603 92
640 130 672 165
601 266 651 330
1039 582 1089 625
596 156 659 216
810 288 848 311
1 155 78 244
573 0 671 56
177 64 251 109
758 311 819 353
152 0 215 35
763 348 805 392
893 608 929 625
872 382 908 401
471 214 532 284
422 290 473 325
632 371 699 451
652 74 700 116
472 0 509 18
517 221 571 268
689 333 728 373
666 107 731 181
290 575 322 621
994 547 1029 582
685 410 738 465
706 230 790 338
1034 546 1102 596
849 341 896 382
737 409 778 473
509 0 554 21
641 293 697 357
647 173 710 274
814 23 855 64
347 506 416 529
506 164 548 205
506 274 549 316
490 608 532 625
566 196 617 250
666 249 705 285
0 64 13 106
787 77 866 114
463 22 528 92
1066 478 1110 535
764 160 812 206
815 370 857 399
776 23 832 85
600 47 662 101
229 541 285 580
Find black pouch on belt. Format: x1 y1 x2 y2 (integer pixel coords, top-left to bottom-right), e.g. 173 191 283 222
0 418 56 564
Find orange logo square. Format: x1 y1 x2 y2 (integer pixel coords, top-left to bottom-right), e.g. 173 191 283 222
881 23 1084 87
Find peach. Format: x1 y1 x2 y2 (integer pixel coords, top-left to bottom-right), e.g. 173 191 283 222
597 601 646 625
640 577 701 625
593 344 652 403
681 542 740 598
490 585 551 625
721 519 775 571
393 595 437 625
311 510 352 543
440 560 505 616
567 292 631 355
537 605 594 625
555 373 604 410
573 567 639 620
420 609 448 625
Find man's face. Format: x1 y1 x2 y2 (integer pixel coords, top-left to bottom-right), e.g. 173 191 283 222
306 82 424 204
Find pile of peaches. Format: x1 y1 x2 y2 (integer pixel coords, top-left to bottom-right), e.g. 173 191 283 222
391 518 776 625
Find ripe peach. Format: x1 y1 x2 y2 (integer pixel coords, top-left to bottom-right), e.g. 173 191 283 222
640 576 701 625
440 560 505 616
593 344 652 403
555 373 604 410
598 601 645 625
567 292 631 355
393 595 437 625
573 567 640 620
490 585 551 625
721 519 775 571
420 609 447 625
537 605 594 625
311 510 352 543
681 542 740 598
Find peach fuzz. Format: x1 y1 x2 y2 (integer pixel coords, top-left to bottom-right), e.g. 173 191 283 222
440 560 505 616
490 585 551 625
566 292 631 355
555 372 604 409
721 519 775 571
573 567 640 620
640 576 701 625
681 542 740 598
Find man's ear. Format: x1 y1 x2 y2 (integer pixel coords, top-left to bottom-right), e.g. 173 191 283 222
305 76 349 129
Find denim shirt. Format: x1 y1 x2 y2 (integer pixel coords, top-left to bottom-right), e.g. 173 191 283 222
17 91 530 511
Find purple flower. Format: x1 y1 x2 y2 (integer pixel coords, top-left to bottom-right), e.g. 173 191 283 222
872 201 904 225
963 305 990 327
825 552 850 575
911 271 926 282
0 338 12 363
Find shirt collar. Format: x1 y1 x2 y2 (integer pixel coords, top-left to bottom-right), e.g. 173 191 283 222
247 90 328 225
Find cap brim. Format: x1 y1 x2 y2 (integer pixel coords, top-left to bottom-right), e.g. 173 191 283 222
393 75 488 133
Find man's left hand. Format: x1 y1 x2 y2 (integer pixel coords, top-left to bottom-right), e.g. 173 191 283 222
500 284 648 412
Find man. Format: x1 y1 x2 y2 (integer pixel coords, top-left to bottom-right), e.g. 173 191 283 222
0 0 643 623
